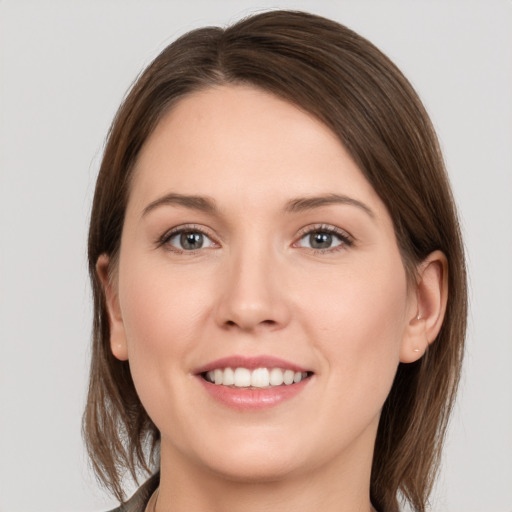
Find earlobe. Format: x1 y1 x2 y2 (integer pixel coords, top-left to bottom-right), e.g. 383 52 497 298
96 254 129 361
400 250 448 363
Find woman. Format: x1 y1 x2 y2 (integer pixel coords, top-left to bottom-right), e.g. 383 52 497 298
83 10 466 512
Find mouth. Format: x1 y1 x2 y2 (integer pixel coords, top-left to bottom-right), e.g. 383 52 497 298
201 367 313 389
194 355 314 409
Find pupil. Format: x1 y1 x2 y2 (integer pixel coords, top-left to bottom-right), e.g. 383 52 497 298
311 232 332 249
181 231 203 250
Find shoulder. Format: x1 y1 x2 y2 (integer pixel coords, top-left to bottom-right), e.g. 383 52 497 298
106 473 160 512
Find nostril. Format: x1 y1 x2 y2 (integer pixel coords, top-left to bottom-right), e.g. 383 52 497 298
223 318 277 329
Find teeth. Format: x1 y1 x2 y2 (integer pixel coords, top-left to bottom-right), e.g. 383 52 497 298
223 367 234 386
269 367 284 386
283 369 294 385
251 368 270 387
234 367 251 387
205 367 309 388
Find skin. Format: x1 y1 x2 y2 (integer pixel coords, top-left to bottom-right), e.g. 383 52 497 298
98 85 447 512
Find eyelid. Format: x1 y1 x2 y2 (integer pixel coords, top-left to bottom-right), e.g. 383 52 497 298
157 224 220 252
293 223 354 250
156 222 353 253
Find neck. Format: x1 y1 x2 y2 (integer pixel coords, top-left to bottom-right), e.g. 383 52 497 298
156 434 376 512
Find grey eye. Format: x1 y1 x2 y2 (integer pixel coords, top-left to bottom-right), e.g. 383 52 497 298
310 232 334 249
181 231 204 250
168 230 215 251
298 230 344 250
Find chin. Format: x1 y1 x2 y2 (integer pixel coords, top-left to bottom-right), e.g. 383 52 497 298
179 428 311 483
203 452 303 483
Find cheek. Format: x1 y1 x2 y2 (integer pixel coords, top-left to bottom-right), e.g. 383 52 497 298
119 254 213 350
116 257 213 416
301 256 409 396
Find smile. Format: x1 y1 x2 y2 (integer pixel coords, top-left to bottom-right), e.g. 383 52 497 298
196 356 313 410
203 367 310 388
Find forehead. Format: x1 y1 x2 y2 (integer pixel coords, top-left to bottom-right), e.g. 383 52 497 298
129 84 385 216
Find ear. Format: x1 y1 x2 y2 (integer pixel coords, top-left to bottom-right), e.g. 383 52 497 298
400 250 448 363
96 254 129 361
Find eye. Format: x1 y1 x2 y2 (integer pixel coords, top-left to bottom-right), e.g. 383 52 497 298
295 225 353 251
161 227 216 252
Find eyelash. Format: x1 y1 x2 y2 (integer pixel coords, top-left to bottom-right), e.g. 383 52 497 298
157 224 218 254
157 223 354 254
294 224 354 253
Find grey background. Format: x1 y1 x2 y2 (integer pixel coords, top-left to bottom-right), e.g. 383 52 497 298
0 1 511 511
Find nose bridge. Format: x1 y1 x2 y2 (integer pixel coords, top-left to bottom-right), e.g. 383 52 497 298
215 232 290 331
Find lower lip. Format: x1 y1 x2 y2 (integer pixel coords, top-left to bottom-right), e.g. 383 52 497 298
197 377 311 411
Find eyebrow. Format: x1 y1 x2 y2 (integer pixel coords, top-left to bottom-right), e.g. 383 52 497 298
285 193 375 218
142 193 218 217
142 192 374 218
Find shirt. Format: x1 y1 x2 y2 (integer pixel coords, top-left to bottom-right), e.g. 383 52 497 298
107 473 160 512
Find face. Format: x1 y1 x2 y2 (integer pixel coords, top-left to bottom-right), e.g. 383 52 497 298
104 85 421 482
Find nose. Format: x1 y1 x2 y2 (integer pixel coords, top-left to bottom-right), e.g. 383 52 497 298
214 245 292 333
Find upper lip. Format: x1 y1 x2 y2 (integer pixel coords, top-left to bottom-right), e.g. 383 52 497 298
194 355 310 375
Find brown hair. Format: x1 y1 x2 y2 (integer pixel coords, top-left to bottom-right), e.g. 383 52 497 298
84 10 467 512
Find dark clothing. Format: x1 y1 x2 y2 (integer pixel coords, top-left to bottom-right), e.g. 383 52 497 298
107 473 159 512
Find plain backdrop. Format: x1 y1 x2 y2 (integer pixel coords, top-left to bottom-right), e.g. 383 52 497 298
0 1 511 511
